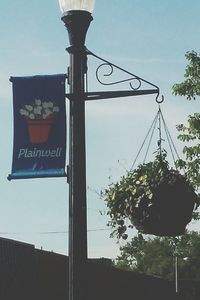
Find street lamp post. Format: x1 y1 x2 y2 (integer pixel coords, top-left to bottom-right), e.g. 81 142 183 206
175 256 193 294
175 256 178 294
59 1 95 300
58 2 162 300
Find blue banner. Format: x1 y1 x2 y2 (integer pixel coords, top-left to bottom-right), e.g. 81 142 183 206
8 74 67 180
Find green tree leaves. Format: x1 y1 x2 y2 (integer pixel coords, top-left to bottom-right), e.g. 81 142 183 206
173 51 200 100
116 232 200 281
173 51 200 214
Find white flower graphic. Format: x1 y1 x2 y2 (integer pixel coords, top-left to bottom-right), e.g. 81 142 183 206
20 99 60 120
25 105 33 112
35 99 42 106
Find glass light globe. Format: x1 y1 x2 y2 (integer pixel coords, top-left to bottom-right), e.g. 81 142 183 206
59 0 95 13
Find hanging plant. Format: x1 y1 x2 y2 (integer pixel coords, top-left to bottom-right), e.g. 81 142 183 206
102 106 199 239
102 150 198 238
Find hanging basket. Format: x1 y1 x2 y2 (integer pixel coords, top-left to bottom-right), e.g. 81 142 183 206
103 152 198 237
103 104 200 238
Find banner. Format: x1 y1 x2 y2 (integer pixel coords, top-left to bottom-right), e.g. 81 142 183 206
8 74 67 180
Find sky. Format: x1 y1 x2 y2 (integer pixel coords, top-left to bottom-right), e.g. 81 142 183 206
0 0 200 259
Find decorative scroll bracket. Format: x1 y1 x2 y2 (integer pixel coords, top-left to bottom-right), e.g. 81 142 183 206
65 48 164 103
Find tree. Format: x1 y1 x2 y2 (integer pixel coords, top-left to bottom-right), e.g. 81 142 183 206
173 51 200 101
172 51 200 219
115 231 200 281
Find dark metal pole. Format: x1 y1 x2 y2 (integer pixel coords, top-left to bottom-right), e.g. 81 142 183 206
61 10 93 300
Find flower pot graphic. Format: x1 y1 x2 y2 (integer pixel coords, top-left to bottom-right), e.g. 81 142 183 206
26 118 55 144
20 100 60 143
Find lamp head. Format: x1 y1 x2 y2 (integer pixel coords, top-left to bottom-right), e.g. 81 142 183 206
59 0 95 47
59 0 95 14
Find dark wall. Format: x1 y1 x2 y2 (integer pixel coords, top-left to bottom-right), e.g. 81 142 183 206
0 237 180 300
178 280 200 300
0 238 35 300
35 249 68 300
34 250 178 300
87 261 178 300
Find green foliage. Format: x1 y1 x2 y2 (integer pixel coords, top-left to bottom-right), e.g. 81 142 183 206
102 151 198 239
115 231 200 281
173 51 200 100
172 51 200 221
176 113 200 192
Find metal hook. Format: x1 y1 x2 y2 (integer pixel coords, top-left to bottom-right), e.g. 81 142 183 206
156 94 164 104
